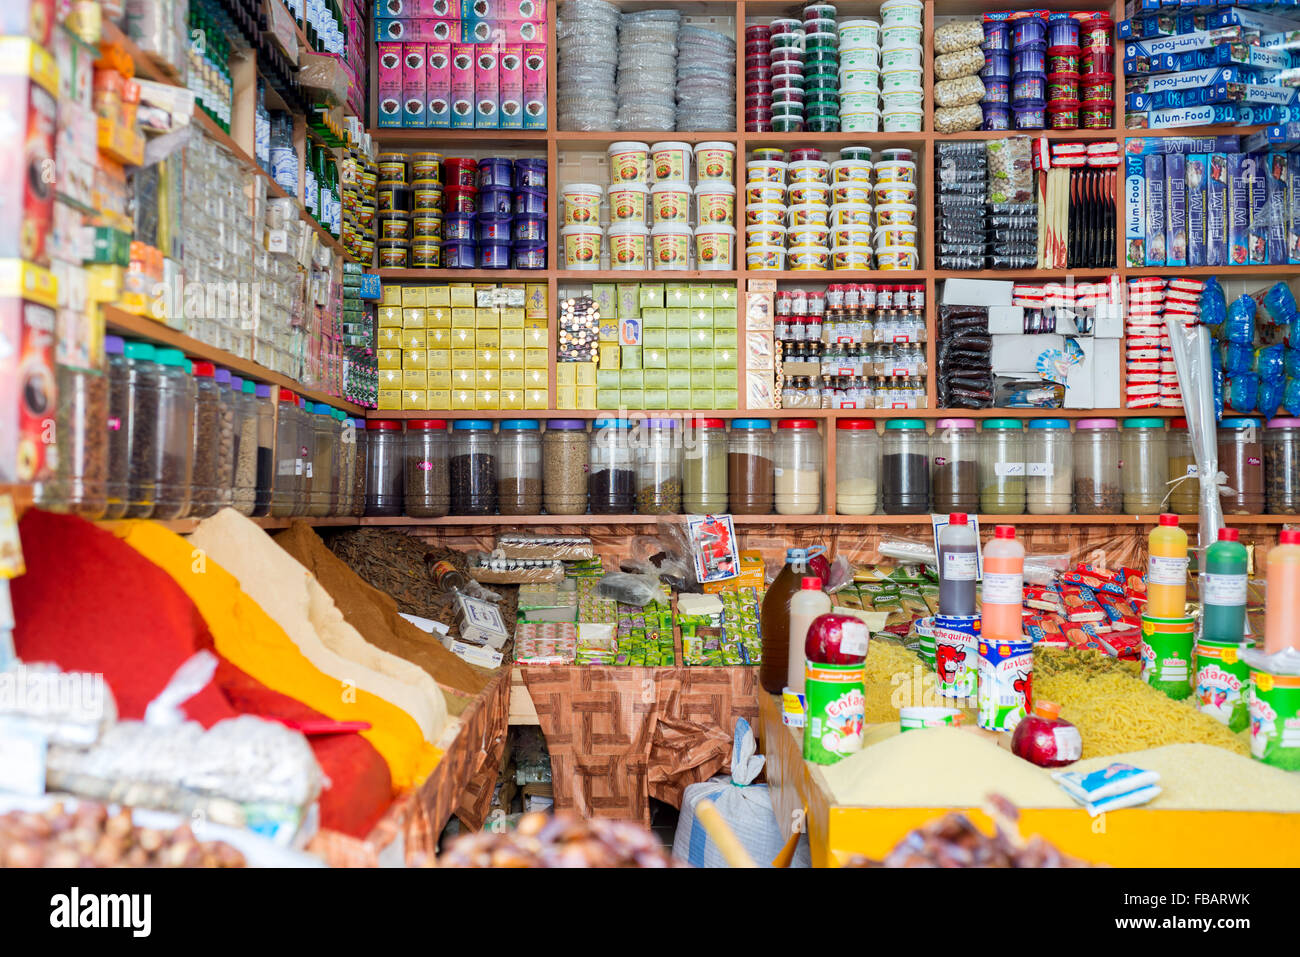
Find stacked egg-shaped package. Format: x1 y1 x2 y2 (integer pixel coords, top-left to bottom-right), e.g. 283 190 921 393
561 141 736 271
744 146 918 272
557 0 620 131
878 0 924 132
616 9 681 132
932 20 985 134
838 18 881 133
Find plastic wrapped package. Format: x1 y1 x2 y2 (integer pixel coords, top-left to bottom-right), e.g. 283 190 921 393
1166 316 1223 547
468 553 566 584
935 103 983 133
494 534 596 561
986 137 1033 204
934 19 984 54
935 75 985 107
935 46 986 79
0 665 118 747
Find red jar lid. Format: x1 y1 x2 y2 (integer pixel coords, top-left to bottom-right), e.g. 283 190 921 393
689 418 726 429
407 419 448 429
367 419 402 430
778 419 818 429
837 419 877 429
192 361 215 377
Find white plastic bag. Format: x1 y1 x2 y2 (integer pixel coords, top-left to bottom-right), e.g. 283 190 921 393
671 718 810 868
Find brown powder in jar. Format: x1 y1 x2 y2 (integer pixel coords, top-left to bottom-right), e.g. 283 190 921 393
727 452 774 513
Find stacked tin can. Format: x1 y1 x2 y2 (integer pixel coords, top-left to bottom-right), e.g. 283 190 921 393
375 151 443 269
441 156 549 270
981 18 1012 130
1079 12 1115 129
1046 14 1081 130
838 18 881 132
744 24 773 131
879 0 923 132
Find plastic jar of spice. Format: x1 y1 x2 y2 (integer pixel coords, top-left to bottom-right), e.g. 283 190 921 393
728 419 775 514
497 419 543 515
636 419 682 514
350 418 368 518
1265 418 1300 515
1218 417 1265 515
103 336 130 519
929 417 978 513
307 403 338 517
404 419 450 518
1165 418 1198 514
331 409 351 516
228 379 257 516
293 398 314 516
187 362 226 518
882 419 929 514
451 419 498 515
147 349 195 520
835 418 879 514
979 418 1026 515
35 363 109 519
775 419 823 515
1073 418 1121 514
683 418 729 514
250 384 275 517
364 419 404 517
1120 418 1168 514
122 343 161 518
590 418 636 514
1025 418 1073 514
542 420 589 515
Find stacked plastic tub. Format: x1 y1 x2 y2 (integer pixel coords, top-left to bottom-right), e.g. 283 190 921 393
676 26 736 131
879 0 924 132
617 10 681 132
557 0 619 131
1079 12 1115 129
744 24 773 131
980 17 1013 130
767 17 807 132
838 18 881 133
441 157 549 270
1012 13 1048 131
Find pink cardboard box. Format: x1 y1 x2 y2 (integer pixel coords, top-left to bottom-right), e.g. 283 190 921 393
450 43 475 128
462 19 545 43
426 43 451 127
522 43 546 128
461 0 544 19
380 0 453 16
499 44 523 129
403 43 426 126
374 18 459 42
474 46 499 128
376 42 404 127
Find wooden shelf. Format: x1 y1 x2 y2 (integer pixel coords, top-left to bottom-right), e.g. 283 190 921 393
366 407 1186 420
97 516 362 534
376 268 549 281
367 128 550 146
103 306 367 415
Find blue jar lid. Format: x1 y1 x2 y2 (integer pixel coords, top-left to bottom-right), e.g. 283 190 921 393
594 418 631 429
1028 418 1070 429
453 419 494 430
732 419 772 429
500 419 540 430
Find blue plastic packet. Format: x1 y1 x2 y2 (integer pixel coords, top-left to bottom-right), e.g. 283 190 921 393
1228 373 1259 412
1052 763 1163 817
1258 378 1284 420
1260 281 1299 326
1285 377 1300 417
1223 341 1254 376
1257 343 1286 383
1286 347 1300 380
1224 294 1256 344
1199 276 1227 327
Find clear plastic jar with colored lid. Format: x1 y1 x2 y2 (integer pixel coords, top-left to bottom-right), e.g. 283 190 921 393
979 418 1026 515
882 418 929 514
590 418 635 514
350 418 368 517
636 418 682 514
728 419 775 514
1166 417 1198 514
497 419 543 515
929 417 978 513
1266 418 1300 515
836 418 879 514
1073 418 1120 514
683 418 728 514
103 336 130 520
1218 417 1265 515
1120 417 1168 514
364 419 405 517
250 384 275 517
776 419 823 514
144 348 195 520
1026 418 1073 514
187 361 227 518
35 363 109 520
405 419 450 518
229 378 257 516
451 420 498 515
543 420 589 515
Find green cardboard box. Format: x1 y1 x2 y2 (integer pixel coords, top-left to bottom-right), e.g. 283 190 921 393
597 370 621 390
592 283 617 316
668 388 692 408
598 321 619 342
691 286 714 309
620 369 643 390
713 329 738 350
713 368 738 390
643 368 668 390
691 389 715 409
616 284 641 316
713 307 738 329
691 308 714 329
644 389 668 410
641 307 666 328
667 348 692 369
667 369 691 389
643 347 667 369
643 328 666 349
715 387 738 410
714 348 738 369
620 388 644 408
690 328 713 348
597 389 621 409
665 328 691 349
665 285 692 309
666 308 690 328
639 283 665 309
691 347 714 369
691 368 714 389
713 285 736 308
621 346 642 369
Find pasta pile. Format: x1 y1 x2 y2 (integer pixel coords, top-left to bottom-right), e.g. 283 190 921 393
862 639 928 724
1034 647 1249 760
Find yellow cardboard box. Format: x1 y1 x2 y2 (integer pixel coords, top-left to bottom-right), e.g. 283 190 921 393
402 369 428 390
401 286 426 307
402 389 428 409
704 550 767 594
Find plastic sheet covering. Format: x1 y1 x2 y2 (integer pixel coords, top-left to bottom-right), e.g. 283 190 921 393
1167 314 1223 548
0 665 117 747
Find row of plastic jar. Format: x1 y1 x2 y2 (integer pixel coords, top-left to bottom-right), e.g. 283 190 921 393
363 417 827 517
34 337 367 521
848 417 1300 516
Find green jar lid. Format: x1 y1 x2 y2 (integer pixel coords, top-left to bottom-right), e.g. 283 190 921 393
983 418 1024 430
124 342 156 361
155 348 187 368
773 118 803 132
886 418 926 430
807 118 840 131
1124 417 1166 429
242 379 256 394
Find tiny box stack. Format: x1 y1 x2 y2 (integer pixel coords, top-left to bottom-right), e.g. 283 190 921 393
376 281 549 410
374 0 546 130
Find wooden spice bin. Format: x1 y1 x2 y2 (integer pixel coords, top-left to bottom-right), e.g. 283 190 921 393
755 690 1300 868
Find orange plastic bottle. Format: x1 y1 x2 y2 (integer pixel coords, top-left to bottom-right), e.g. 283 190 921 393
1146 513 1189 619
981 525 1025 641
1264 529 1300 654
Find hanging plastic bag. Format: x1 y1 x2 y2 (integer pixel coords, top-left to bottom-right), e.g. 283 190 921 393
1224 294 1257 344
1167 315 1223 548
1199 277 1227 327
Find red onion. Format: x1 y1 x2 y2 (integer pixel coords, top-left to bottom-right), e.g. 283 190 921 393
1010 700 1082 768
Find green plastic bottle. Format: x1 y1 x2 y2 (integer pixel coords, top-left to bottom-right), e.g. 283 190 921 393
1201 527 1249 641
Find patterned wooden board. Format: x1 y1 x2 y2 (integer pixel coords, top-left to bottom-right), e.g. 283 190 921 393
520 664 761 825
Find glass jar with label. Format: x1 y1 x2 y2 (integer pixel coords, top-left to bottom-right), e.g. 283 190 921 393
775 419 823 515
979 418 1026 515
1166 417 1198 514
881 419 929 514
1217 417 1265 515
1265 418 1300 515
590 418 635 513
1073 418 1121 514
404 419 450 517
728 419 775 514
1120 418 1168 514
364 419 404 516
683 418 728 513
636 418 682 514
835 418 879 514
1025 418 1073 514
929 417 978 513
497 419 543 515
